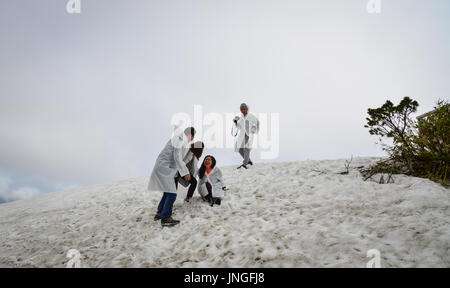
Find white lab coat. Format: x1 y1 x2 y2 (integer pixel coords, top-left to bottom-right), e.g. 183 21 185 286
234 112 259 152
177 151 199 188
198 167 225 198
184 152 199 178
148 133 190 194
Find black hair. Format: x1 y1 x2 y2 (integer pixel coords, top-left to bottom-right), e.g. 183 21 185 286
198 155 216 179
190 141 205 159
184 127 196 137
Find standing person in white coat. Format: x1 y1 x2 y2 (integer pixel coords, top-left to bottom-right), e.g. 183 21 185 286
233 103 259 169
148 127 196 227
197 155 226 206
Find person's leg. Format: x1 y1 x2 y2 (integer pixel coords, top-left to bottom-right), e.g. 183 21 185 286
205 183 220 207
205 182 213 203
157 192 167 215
160 192 177 219
198 183 209 201
154 192 168 220
238 148 245 159
243 148 250 165
186 175 197 199
238 148 247 168
246 134 252 165
242 135 250 165
161 192 180 226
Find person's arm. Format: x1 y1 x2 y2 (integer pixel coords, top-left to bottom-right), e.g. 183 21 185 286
251 115 259 134
191 157 199 178
173 137 190 178
198 173 204 185
233 116 241 128
215 168 225 188
187 153 197 181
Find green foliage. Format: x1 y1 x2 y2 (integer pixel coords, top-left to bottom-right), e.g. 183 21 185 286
365 97 418 141
364 97 449 187
414 100 450 185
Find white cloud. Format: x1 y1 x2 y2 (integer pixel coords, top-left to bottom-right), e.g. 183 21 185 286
0 177 10 196
0 176 41 203
8 187 41 201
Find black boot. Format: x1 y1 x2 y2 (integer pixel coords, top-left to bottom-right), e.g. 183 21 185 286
210 197 222 207
161 217 180 227
207 195 213 206
154 213 162 221
237 164 248 169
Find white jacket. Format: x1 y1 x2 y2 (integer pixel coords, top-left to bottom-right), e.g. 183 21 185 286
177 151 199 188
184 151 199 177
147 133 190 193
234 112 259 152
198 167 225 198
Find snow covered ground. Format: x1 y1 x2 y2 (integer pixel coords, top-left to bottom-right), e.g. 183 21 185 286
0 157 448 268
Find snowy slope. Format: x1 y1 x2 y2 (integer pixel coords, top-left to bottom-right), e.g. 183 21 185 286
0 158 448 268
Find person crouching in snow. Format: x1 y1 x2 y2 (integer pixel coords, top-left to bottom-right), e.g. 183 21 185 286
233 103 259 169
198 155 226 206
175 141 205 203
148 127 196 227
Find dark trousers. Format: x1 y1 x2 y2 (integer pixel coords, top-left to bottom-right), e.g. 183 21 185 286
175 173 197 199
238 134 251 165
205 182 221 206
186 176 197 198
157 192 177 219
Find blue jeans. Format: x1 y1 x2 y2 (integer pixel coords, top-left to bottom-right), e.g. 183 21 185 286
157 192 177 219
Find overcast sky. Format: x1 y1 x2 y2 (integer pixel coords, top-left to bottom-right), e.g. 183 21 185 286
0 0 449 202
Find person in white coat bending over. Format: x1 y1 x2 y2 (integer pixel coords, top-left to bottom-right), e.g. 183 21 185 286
175 141 205 203
233 103 259 169
148 127 196 227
